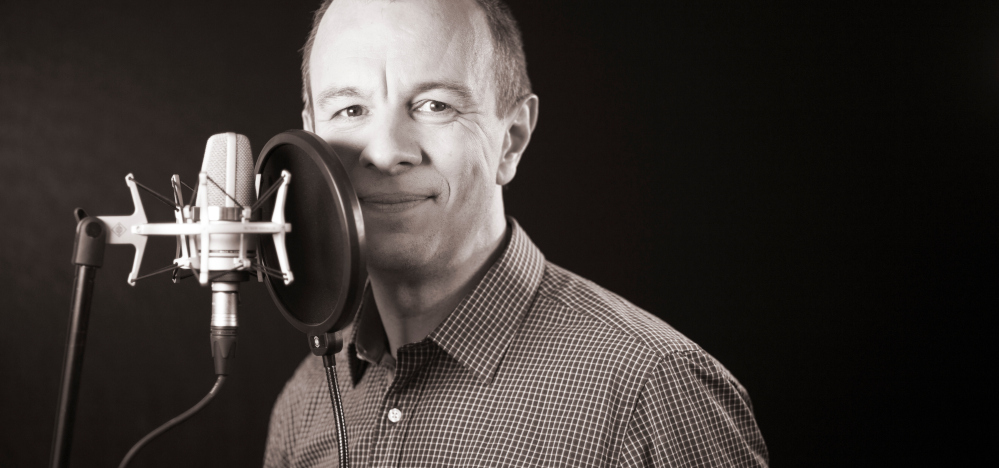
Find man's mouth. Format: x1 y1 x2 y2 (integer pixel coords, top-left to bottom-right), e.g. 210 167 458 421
359 193 436 213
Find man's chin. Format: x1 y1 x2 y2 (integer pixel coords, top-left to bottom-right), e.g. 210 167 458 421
362 231 437 274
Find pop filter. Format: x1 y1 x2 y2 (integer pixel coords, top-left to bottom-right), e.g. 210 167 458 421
254 130 366 355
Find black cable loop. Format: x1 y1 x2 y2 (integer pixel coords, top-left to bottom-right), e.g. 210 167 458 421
118 376 226 468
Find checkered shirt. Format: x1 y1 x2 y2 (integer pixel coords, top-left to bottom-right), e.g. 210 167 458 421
264 219 769 467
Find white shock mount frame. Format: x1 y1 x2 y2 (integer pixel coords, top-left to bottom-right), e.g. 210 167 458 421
96 171 294 286
96 175 148 285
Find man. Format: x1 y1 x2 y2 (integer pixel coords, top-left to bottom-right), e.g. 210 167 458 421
265 0 768 466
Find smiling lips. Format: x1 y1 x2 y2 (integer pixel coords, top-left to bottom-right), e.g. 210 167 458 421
359 193 436 213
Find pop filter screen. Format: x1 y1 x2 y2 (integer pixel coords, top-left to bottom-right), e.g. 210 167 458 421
255 130 365 339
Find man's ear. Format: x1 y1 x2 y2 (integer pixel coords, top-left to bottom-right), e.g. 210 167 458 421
496 94 539 186
302 106 315 132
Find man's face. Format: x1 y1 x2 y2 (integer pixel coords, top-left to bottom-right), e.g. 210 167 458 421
308 0 513 276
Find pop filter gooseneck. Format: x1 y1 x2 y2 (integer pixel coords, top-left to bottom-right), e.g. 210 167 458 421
255 130 364 468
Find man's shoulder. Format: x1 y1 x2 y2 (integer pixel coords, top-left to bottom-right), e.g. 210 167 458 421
533 261 701 359
527 265 768 466
278 350 330 402
524 261 753 409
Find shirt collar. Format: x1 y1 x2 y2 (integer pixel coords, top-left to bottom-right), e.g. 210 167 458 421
351 286 386 360
345 285 384 385
345 217 546 385
428 218 546 384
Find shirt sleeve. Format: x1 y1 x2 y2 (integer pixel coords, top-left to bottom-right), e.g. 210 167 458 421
618 350 769 467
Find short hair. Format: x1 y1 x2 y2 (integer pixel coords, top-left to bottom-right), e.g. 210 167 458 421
300 0 532 120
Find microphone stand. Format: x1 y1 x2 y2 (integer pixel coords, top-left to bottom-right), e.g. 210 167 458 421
50 209 106 468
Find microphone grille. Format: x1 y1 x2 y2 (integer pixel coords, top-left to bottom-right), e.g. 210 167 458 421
202 133 255 207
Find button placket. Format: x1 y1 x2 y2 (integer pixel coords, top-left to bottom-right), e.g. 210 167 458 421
371 390 405 467
372 341 437 467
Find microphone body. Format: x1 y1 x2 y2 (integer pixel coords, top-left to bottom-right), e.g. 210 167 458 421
196 132 256 375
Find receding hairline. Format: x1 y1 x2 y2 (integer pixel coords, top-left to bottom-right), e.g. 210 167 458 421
301 0 531 119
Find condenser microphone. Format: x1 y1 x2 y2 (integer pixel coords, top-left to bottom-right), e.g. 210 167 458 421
94 130 294 374
196 132 256 375
57 130 297 468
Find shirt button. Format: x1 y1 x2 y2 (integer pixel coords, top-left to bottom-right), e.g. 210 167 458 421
387 408 402 423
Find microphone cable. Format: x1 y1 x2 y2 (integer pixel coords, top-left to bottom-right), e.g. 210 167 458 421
118 375 226 468
322 354 350 468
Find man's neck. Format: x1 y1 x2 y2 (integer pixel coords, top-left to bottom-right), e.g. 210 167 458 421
369 218 510 358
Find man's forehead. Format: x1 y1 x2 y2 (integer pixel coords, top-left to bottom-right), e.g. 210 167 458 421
311 0 493 92
323 0 483 23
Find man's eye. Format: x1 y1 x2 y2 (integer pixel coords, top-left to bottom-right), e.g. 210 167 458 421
334 105 367 118
415 100 451 113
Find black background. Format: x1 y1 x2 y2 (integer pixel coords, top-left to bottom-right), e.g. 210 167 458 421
1 0 996 466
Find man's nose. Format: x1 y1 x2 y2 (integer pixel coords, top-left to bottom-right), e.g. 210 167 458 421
358 111 421 175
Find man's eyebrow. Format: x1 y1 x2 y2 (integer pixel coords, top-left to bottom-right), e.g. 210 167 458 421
315 86 365 108
412 81 475 102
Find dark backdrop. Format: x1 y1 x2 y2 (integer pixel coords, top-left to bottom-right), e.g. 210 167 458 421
1 0 995 466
